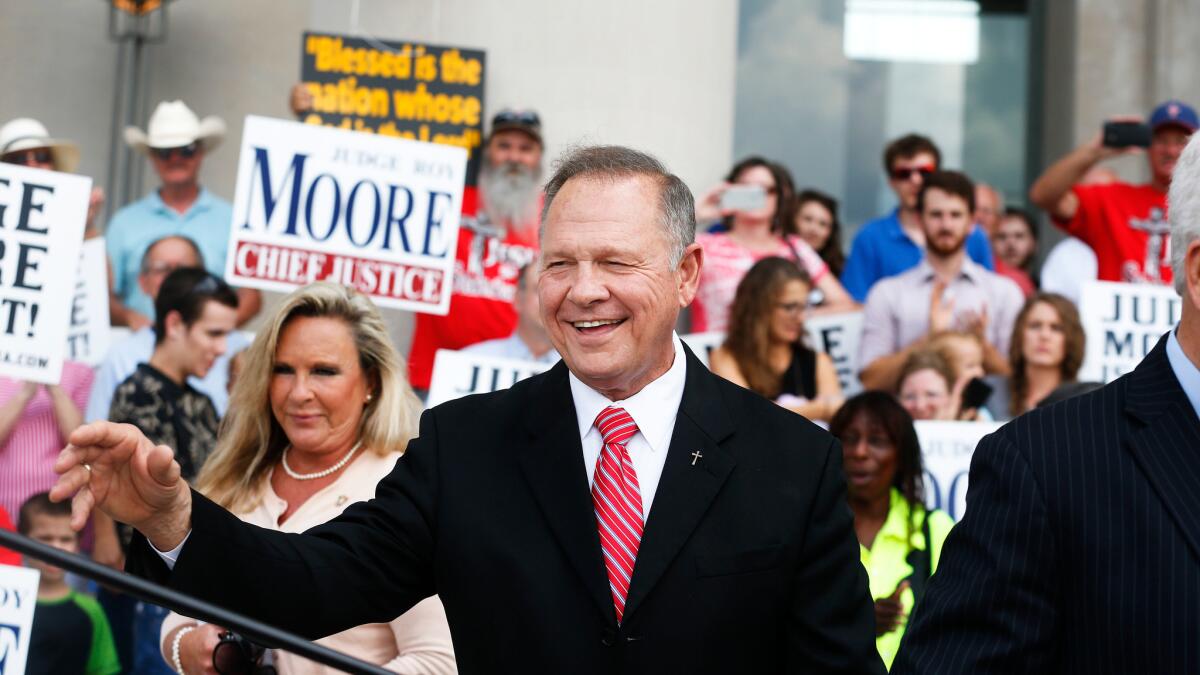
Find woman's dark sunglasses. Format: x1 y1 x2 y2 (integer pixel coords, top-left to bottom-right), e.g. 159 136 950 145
1 149 53 166
212 631 276 675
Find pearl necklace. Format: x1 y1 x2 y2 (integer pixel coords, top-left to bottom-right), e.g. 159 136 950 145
281 442 362 481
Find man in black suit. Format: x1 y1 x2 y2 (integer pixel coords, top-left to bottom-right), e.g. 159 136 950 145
893 133 1200 673
53 146 884 674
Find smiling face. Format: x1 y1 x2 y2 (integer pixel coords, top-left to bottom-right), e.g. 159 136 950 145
538 175 701 400
899 368 954 420
270 316 372 458
795 200 834 251
839 411 899 503
769 279 810 345
1021 301 1067 369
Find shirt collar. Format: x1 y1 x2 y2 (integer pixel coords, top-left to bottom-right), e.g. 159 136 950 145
568 333 687 454
883 208 906 240
147 187 213 217
1166 326 1200 420
914 256 982 284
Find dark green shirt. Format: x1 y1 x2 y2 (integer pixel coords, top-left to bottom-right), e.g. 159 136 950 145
27 591 120 675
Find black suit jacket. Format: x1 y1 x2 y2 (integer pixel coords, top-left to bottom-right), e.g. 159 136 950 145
131 346 884 674
893 336 1200 673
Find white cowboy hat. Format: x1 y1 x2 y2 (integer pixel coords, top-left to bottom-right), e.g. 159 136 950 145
0 118 81 172
124 100 225 155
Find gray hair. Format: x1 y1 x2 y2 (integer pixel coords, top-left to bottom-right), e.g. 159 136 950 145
1169 132 1200 295
540 145 696 267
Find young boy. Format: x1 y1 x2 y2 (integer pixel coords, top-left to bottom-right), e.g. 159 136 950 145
19 493 120 675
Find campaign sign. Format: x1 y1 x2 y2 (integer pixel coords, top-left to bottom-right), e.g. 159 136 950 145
0 164 90 384
681 312 863 394
804 312 864 395
300 32 486 185
65 238 111 366
0 565 39 675
916 420 1001 522
226 115 467 315
1079 281 1181 383
426 349 552 408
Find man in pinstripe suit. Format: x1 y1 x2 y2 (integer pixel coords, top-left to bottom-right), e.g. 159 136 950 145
894 131 1200 673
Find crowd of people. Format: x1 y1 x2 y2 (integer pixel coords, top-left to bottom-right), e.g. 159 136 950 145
0 89 1195 673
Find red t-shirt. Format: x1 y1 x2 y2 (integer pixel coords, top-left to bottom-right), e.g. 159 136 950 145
1061 183 1173 285
0 505 19 566
407 186 540 389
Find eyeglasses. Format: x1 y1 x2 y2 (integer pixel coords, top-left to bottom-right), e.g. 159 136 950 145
492 109 541 126
151 142 200 160
1 149 53 166
141 262 185 276
212 632 276 675
889 165 935 181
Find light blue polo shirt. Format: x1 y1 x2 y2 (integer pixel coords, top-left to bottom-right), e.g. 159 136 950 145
105 187 233 319
841 208 995 303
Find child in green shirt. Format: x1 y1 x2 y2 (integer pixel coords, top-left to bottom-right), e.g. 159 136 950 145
18 492 120 675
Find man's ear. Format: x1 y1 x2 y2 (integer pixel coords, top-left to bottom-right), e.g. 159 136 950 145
1187 240 1200 311
676 242 704 308
163 310 186 342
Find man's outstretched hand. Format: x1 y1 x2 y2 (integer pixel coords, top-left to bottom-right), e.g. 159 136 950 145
51 422 193 552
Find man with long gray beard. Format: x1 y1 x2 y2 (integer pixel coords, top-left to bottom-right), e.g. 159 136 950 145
407 109 545 391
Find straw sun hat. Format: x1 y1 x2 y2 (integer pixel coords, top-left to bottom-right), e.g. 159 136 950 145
0 118 81 172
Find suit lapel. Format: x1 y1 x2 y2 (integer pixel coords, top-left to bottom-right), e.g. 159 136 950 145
623 347 736 621
1124 335 1200 562
516 362 615 624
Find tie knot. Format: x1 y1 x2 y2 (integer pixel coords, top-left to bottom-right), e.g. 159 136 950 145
594 406 638 446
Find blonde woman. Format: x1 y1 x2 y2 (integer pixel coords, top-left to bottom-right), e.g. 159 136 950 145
159 282 455 674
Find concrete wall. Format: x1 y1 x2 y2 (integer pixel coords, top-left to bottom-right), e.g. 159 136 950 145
0 0 738 348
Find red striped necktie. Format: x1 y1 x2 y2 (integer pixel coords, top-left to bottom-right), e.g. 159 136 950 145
592 406 644 624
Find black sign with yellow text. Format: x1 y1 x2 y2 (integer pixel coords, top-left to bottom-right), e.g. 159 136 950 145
300 32 486 185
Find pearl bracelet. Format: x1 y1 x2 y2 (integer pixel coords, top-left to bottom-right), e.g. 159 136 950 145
171 625 196 674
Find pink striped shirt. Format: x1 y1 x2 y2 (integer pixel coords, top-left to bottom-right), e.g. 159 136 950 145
0 362 94 520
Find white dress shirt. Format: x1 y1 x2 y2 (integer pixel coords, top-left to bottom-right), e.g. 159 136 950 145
1166 326 1200 420
569 333 687 517
155 333 690 566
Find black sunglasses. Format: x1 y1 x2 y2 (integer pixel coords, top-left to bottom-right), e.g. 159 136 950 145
492 110 541 126
1 149 53 166
152 142 200 160
212 631 276 675
888 165 935 181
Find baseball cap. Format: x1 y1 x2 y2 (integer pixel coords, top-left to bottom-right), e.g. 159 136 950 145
1148 100 1199 133
490 108 542 145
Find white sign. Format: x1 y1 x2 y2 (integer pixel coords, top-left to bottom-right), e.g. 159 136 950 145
65 238 111 366
426 349 552 408
915 420 1000 522
0 164 90 384
226 115 467 314
0 565 39 675
1079 281 1180 383
805 312 864 396
681 311 864 394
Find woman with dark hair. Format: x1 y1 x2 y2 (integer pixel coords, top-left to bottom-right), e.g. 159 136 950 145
992 207 1039 296
794 189 846 279
830 391 954 669
691 157 854 332
985 292 1087 420
709 257 843 422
